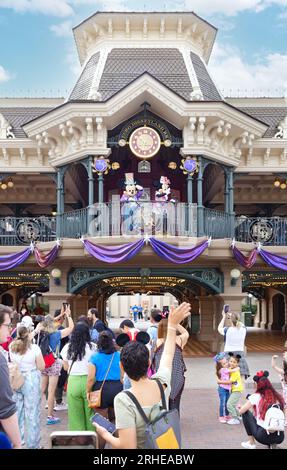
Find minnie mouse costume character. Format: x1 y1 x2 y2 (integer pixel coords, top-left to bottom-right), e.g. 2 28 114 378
155 176 171 203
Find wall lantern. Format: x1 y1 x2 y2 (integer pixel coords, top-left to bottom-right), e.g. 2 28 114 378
230 268 241 286
51 268 62 286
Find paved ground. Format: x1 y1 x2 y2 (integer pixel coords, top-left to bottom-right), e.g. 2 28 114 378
39 352 287 450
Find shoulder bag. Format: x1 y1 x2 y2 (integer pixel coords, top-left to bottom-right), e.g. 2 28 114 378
88 353 115 409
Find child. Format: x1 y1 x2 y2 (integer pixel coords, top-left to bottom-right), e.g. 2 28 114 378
226 353 243 425
271 353 287 425
214 352 231 423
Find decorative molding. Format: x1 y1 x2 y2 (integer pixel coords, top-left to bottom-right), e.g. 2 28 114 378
0 114 15 139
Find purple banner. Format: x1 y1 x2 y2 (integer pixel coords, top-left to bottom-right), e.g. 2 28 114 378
149 238 209 264
231 245 257 269
34 243 61 268
259 248 287 271
0 246 32 271
82 238 145 263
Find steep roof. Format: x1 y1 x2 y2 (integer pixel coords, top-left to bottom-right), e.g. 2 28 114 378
237 107 287 137
0 107 55 138
68 48 222 102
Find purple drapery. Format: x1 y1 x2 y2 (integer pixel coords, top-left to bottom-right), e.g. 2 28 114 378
34 244 61 268
82 238 145 263
231 245 257 269
0 246 32 271
149 238 209 264
258 248 287 271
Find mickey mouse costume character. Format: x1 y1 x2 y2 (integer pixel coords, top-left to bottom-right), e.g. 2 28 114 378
120 173 144 234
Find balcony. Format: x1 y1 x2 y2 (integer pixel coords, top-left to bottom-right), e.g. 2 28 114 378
0 204 287 246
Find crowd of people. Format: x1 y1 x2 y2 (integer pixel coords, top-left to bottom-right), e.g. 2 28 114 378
0 301 286 450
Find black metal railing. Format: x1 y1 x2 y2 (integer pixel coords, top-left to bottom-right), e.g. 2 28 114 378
1 207 287 246
0 217 56 246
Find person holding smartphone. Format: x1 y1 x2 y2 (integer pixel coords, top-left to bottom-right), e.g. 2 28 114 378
218 305 250 384
92 302 191 449
40 305 74 425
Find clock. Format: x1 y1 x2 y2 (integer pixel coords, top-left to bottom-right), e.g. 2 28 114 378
129 126 161 159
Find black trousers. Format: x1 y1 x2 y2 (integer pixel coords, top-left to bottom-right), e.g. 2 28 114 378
242 410 284 446
55 368 68 404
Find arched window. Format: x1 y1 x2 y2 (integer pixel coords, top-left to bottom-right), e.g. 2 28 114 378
1 293 14 306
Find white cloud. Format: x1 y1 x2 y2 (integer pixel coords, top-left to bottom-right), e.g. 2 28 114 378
209 43 287 96
0 65 12 83
65 49 81 76
183 0 287 16
0 0 74 17
50 20 73 37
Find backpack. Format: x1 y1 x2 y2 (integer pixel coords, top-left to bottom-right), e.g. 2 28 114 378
36 331 51 356
36 332 56 369
124 378 181 449
264 404 285 435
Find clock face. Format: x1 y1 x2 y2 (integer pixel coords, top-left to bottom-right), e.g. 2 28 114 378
129 127 161 159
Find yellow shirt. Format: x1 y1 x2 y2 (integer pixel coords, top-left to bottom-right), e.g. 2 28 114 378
230 369 243 393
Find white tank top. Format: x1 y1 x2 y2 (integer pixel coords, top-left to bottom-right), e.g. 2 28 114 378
224 326 246 352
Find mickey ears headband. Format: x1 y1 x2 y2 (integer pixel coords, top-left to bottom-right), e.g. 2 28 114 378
253 370 269 382
116 331 150 348
228 352 242 360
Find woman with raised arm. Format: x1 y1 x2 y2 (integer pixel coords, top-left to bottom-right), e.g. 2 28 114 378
93 302 191 449
218 308 250 382
39 305 74 425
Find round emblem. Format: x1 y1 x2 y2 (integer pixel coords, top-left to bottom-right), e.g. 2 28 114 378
183 159 197 173
129 127 161 159
16 219 41 244
94 159 108 173
249 220 274 243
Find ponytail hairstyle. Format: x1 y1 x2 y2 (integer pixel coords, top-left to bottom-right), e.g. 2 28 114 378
213 352 227 379
230 312 243 329
253 370 285 420
10 326 31 355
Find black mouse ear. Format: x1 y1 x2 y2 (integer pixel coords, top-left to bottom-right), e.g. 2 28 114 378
236 354 241 360
116 333 130 347
136 331 150 345
264 370 269 378
228 352 234 357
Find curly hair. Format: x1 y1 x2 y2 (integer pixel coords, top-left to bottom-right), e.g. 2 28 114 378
67 322 92 361
120 341 149 381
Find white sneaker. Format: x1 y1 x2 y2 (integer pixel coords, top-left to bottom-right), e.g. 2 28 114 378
53 402 68 411
241 441 256 449
227 418 241 425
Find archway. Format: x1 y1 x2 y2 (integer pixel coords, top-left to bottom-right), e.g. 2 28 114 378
1 293 13 306
272 293 285 331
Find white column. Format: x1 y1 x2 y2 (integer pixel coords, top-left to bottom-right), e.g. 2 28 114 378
267 297 273 330
260 298 267 329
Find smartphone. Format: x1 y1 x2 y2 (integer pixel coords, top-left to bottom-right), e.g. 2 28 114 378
49 431 98 449
62 302 68 310
223 304 230 314
91 413 117 435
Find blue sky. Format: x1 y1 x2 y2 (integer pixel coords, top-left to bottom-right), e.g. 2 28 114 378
0 1 287 97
